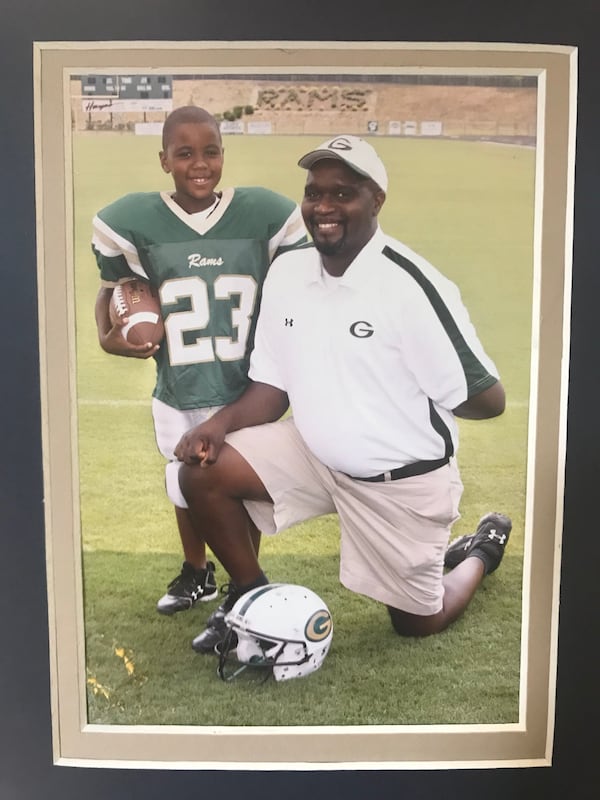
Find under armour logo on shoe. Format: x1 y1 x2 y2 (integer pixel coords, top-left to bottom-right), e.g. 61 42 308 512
488 529 507 544
285 318 294 327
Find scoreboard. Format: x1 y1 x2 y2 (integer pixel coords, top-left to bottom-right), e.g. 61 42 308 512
80 74 172 99
79 74 173 114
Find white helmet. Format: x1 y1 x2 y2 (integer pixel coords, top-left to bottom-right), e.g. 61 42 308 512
217 583 333 683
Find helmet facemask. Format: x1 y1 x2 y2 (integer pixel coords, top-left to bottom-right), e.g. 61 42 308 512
217 629 287 683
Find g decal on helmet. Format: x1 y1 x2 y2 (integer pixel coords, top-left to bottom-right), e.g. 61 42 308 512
305 610 333 642
217 583 333 683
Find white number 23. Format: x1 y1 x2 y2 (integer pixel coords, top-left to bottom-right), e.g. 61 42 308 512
159 275 258 366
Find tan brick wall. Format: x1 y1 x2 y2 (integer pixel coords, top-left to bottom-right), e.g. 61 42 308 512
72 77 537 139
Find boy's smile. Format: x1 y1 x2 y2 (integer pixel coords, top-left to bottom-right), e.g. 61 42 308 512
159 121 224 214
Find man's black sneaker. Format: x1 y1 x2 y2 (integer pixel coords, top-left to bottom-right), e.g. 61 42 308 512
156 561 218 615
444 512 512 575
191 583 241 653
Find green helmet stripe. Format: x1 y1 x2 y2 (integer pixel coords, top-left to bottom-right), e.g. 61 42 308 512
237 583 281 615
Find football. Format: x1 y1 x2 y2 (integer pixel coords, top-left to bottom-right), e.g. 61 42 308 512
109 279 164 347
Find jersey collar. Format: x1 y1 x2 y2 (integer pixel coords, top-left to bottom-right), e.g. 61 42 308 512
160 187 235 234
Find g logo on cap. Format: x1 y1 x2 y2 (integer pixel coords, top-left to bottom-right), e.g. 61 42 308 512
327 136 354 151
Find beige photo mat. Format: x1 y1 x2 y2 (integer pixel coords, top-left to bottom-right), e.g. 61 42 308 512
34 40 576 769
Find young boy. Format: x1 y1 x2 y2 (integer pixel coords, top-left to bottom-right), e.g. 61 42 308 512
91 105 307 618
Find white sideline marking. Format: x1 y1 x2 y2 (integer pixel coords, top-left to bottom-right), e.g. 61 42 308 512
78 398 151 407
78 398 531 409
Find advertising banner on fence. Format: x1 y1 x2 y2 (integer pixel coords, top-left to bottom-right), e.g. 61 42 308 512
81 98 172 113
420 120 443 136
247 120 273 134
220 120 245 134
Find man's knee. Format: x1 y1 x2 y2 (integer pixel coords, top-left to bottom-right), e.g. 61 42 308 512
387 605 441 638
178 451 241 506
178 445 271 508
178 461 216 505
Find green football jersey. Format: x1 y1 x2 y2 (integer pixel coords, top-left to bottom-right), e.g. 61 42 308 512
92 187 307 409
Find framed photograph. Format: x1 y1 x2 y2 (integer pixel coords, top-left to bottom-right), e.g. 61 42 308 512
34 40 575 770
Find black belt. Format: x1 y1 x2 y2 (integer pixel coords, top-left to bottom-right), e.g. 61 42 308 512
350 456 450 483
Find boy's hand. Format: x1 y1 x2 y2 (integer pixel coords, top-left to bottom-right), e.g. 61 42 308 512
100 316 160 358
95 285 160 358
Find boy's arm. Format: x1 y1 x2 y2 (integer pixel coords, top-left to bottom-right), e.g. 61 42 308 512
93 201 158 358
95 287 159 359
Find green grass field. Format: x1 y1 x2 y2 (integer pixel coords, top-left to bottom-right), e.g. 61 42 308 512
73 132 534 726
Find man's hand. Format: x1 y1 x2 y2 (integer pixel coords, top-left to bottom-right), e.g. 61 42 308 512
174 417 227 466
175 382 289 467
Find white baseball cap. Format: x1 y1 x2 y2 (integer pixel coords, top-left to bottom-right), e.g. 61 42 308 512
298 135 388 192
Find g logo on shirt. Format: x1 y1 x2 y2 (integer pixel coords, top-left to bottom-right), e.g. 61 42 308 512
350 320 374 338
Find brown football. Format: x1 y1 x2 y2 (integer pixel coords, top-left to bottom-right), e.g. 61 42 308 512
109 279 164 347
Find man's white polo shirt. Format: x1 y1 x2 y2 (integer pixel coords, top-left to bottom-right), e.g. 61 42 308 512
248 227 499 479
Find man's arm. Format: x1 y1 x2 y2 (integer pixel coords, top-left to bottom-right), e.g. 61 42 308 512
174 381 289 466
453 381 506 420
95 286 159 359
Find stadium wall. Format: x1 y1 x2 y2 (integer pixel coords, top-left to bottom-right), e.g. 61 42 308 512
71 76 537 143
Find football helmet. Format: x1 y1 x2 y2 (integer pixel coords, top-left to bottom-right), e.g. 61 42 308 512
217 583 333 683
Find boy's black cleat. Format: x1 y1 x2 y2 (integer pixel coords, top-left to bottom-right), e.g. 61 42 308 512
156 561 218 615
444 512 512 575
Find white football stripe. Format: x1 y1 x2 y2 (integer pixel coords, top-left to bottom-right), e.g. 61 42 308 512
121 311 160 338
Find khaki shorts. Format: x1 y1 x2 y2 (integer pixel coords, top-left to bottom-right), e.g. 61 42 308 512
227 417 464 616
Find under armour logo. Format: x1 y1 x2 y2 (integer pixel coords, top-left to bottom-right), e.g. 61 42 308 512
488 529 507 544
285 318 294 327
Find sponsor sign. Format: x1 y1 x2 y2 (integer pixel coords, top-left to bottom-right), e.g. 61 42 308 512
134 122 163 136
220 120 245 134
420 120 443 136
247 120 273 134
81 98 172 113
